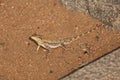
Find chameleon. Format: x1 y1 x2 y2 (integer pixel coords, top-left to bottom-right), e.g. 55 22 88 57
30 25 100 51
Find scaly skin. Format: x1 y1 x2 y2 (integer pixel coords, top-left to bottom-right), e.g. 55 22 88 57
30 24 101 51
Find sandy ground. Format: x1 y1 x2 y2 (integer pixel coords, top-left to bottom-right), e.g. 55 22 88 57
0 0 120 80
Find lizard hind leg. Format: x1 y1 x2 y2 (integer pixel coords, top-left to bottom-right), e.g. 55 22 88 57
61 43 76 55
61 43 74 51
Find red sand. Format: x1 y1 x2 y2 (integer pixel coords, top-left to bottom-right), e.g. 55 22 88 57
0 0 120 80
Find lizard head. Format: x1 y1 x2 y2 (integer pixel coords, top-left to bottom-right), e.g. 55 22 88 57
29 34 42 45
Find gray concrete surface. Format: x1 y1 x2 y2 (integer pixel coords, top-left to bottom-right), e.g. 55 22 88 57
61 48 120 80
61 0 120 31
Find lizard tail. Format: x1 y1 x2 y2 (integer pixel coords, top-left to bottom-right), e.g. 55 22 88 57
71 24 101 41
64 24 101 44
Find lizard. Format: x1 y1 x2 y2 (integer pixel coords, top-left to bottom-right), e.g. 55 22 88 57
30 25 100 51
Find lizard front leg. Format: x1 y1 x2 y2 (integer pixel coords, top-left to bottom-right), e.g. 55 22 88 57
37 45 40 51
37 44 50 52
